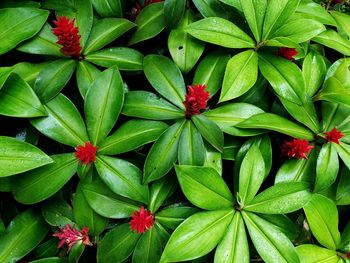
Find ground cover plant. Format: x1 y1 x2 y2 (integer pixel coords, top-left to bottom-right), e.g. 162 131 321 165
1 0 350 262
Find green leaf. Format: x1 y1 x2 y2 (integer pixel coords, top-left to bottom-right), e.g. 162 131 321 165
193 50 230 96
132 227 162 263
149 175 177 213
244 182 312 214
262 0 300 40
178 120 205 166
76 61 100 98
296 0 336 26
128 2 165 45
204 144 223 176
0 73 46 117
143 55 186 110
12 62 49 87
13 154 77 204
143 120 186 183
236 113 315 140
258 53 304 104
239 144 265 205
83 181 140 219
296 244 340 263
259 214 298 241
71 0 93 48
155 205 199 230
315 143 339 192
192 0 231 19
0 136 53 177
164 0 186 29
168 10 205 74
242 211 300 263
0 67 13 90
85 67 124 145
312 29 350 56
336 166 350 205
204 103 264 136
85 47 143 71
68 242 84 263
98 119 168 155
30 258 68 263
31 94 88 147
214 212 249 263
17 23 62 56
192 114 224 152
42 198 74 227
91 0 123 17
160 210 234 262
220 50 258 102
186 17 255 49
97 223 141 263
330 11 350 39
95 155 149 203
0 8 49 55
34 59 76 103
0 209 49 263
175 165 234 210
240 0 267 42
84 18 135 54
304 194 341 250
122 91 184 120
335 142 350 171
315 77 350 108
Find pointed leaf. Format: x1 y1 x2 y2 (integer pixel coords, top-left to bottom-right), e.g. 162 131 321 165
155 205 199 230
336 166 350 205
76 60 100 98
297 0 336 26
312 29 350 56
296 245 340 263
335 142 350 171
132 227 162 263
315 77 350 107
149 175 177 213
192 0 232 19
92 0 123 17
164 0 186 29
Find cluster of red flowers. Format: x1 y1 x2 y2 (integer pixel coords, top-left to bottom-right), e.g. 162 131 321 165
131 0 163 20
325 127 344 144
183 84 210 119
52 16 82 59
74 141 97 165
281 138 314 159
130 206 155 233
53 224 92 252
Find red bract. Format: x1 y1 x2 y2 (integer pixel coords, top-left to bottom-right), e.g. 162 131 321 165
281 138 314 159
183 84 210 119
278 47 298 60
52 16 82 59
53 224 92 252
325 127 344 144
130 206 155 234
130 0 163 20
75 142 97 165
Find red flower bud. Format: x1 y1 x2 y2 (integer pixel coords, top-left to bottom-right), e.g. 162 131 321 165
281 138 314 159
325 127 344 144
130 206 155 234
278 47 298 60
75 142 97 165
183 84 210 119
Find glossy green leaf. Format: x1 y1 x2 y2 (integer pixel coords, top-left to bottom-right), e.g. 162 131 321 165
315 143 339 192
76 60 100 98
0 209 49 263
168 10 205 74
304 194 341 250
34 59 76 103
296 0 336 26
192 114 224 152
218 0 242 10
220 50 258 102
31 94 88 147
83 181 140 219
239 144 265 205
0 136 53 177
149 175 177 213
336 166 350 205
315 77 350 108
330 11 350 39
13 154 77 204
192 0 231 19
296 245 340 263
175 165 234 210
144 120 186 183
95 155 149 203
84 18 135 54
236 113 314 140
242 211 300 263
91 0 123 17
0 73 46 117
41 198 74 227
155 205 198 230
31 258 68 263
312 29 350 56
71 0 93 48
0 7 49 55
132 227 162 263
164 0 186 28
85 67 124 145
97 223 141 263
258 53 304 104
161 210 234 262
122 91 184 120
128 2 165 45
240 0 267 42
186 17 255 49
98 119 168 155
12 62 49 87
144 55 186 110
178 120 205 166
259 214 298 241
214 212 249 263
204 144 223 176
85 47 143 71
29 238 59 259
335 142 350 171
0 67 13 90
193 50 230 96
68 242 84 263
244 182 312 214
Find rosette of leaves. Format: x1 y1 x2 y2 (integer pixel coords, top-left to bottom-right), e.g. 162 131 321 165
10 67 168 206
160 144 312 263
17 0 143 100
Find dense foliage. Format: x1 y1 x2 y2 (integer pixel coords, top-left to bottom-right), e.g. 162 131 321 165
1 0 350 262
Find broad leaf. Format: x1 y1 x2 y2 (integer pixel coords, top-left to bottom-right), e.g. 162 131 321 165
149 175 177 213
70 0 93 48
312 29 350 56
155 205 199 230
42 198 74 227
192 0 231 19
132 227 162 263
315 77 350 108
0 67 13 90
164 0 186 28
76 60 100 98
335 142 350 171
91 0 123 17
296 0 336 26
336 166 350 205
330 11 350 39
296 245 340 263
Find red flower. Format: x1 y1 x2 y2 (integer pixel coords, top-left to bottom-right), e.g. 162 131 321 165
53 224 92 252
75 142 97 165
130 0 163 20
52 16 82 59
347 252 350 258
333 0 343 3
278 47 298 60
183 84 210 118
325 127 344 144
130 206 155 234
281 138 314 159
